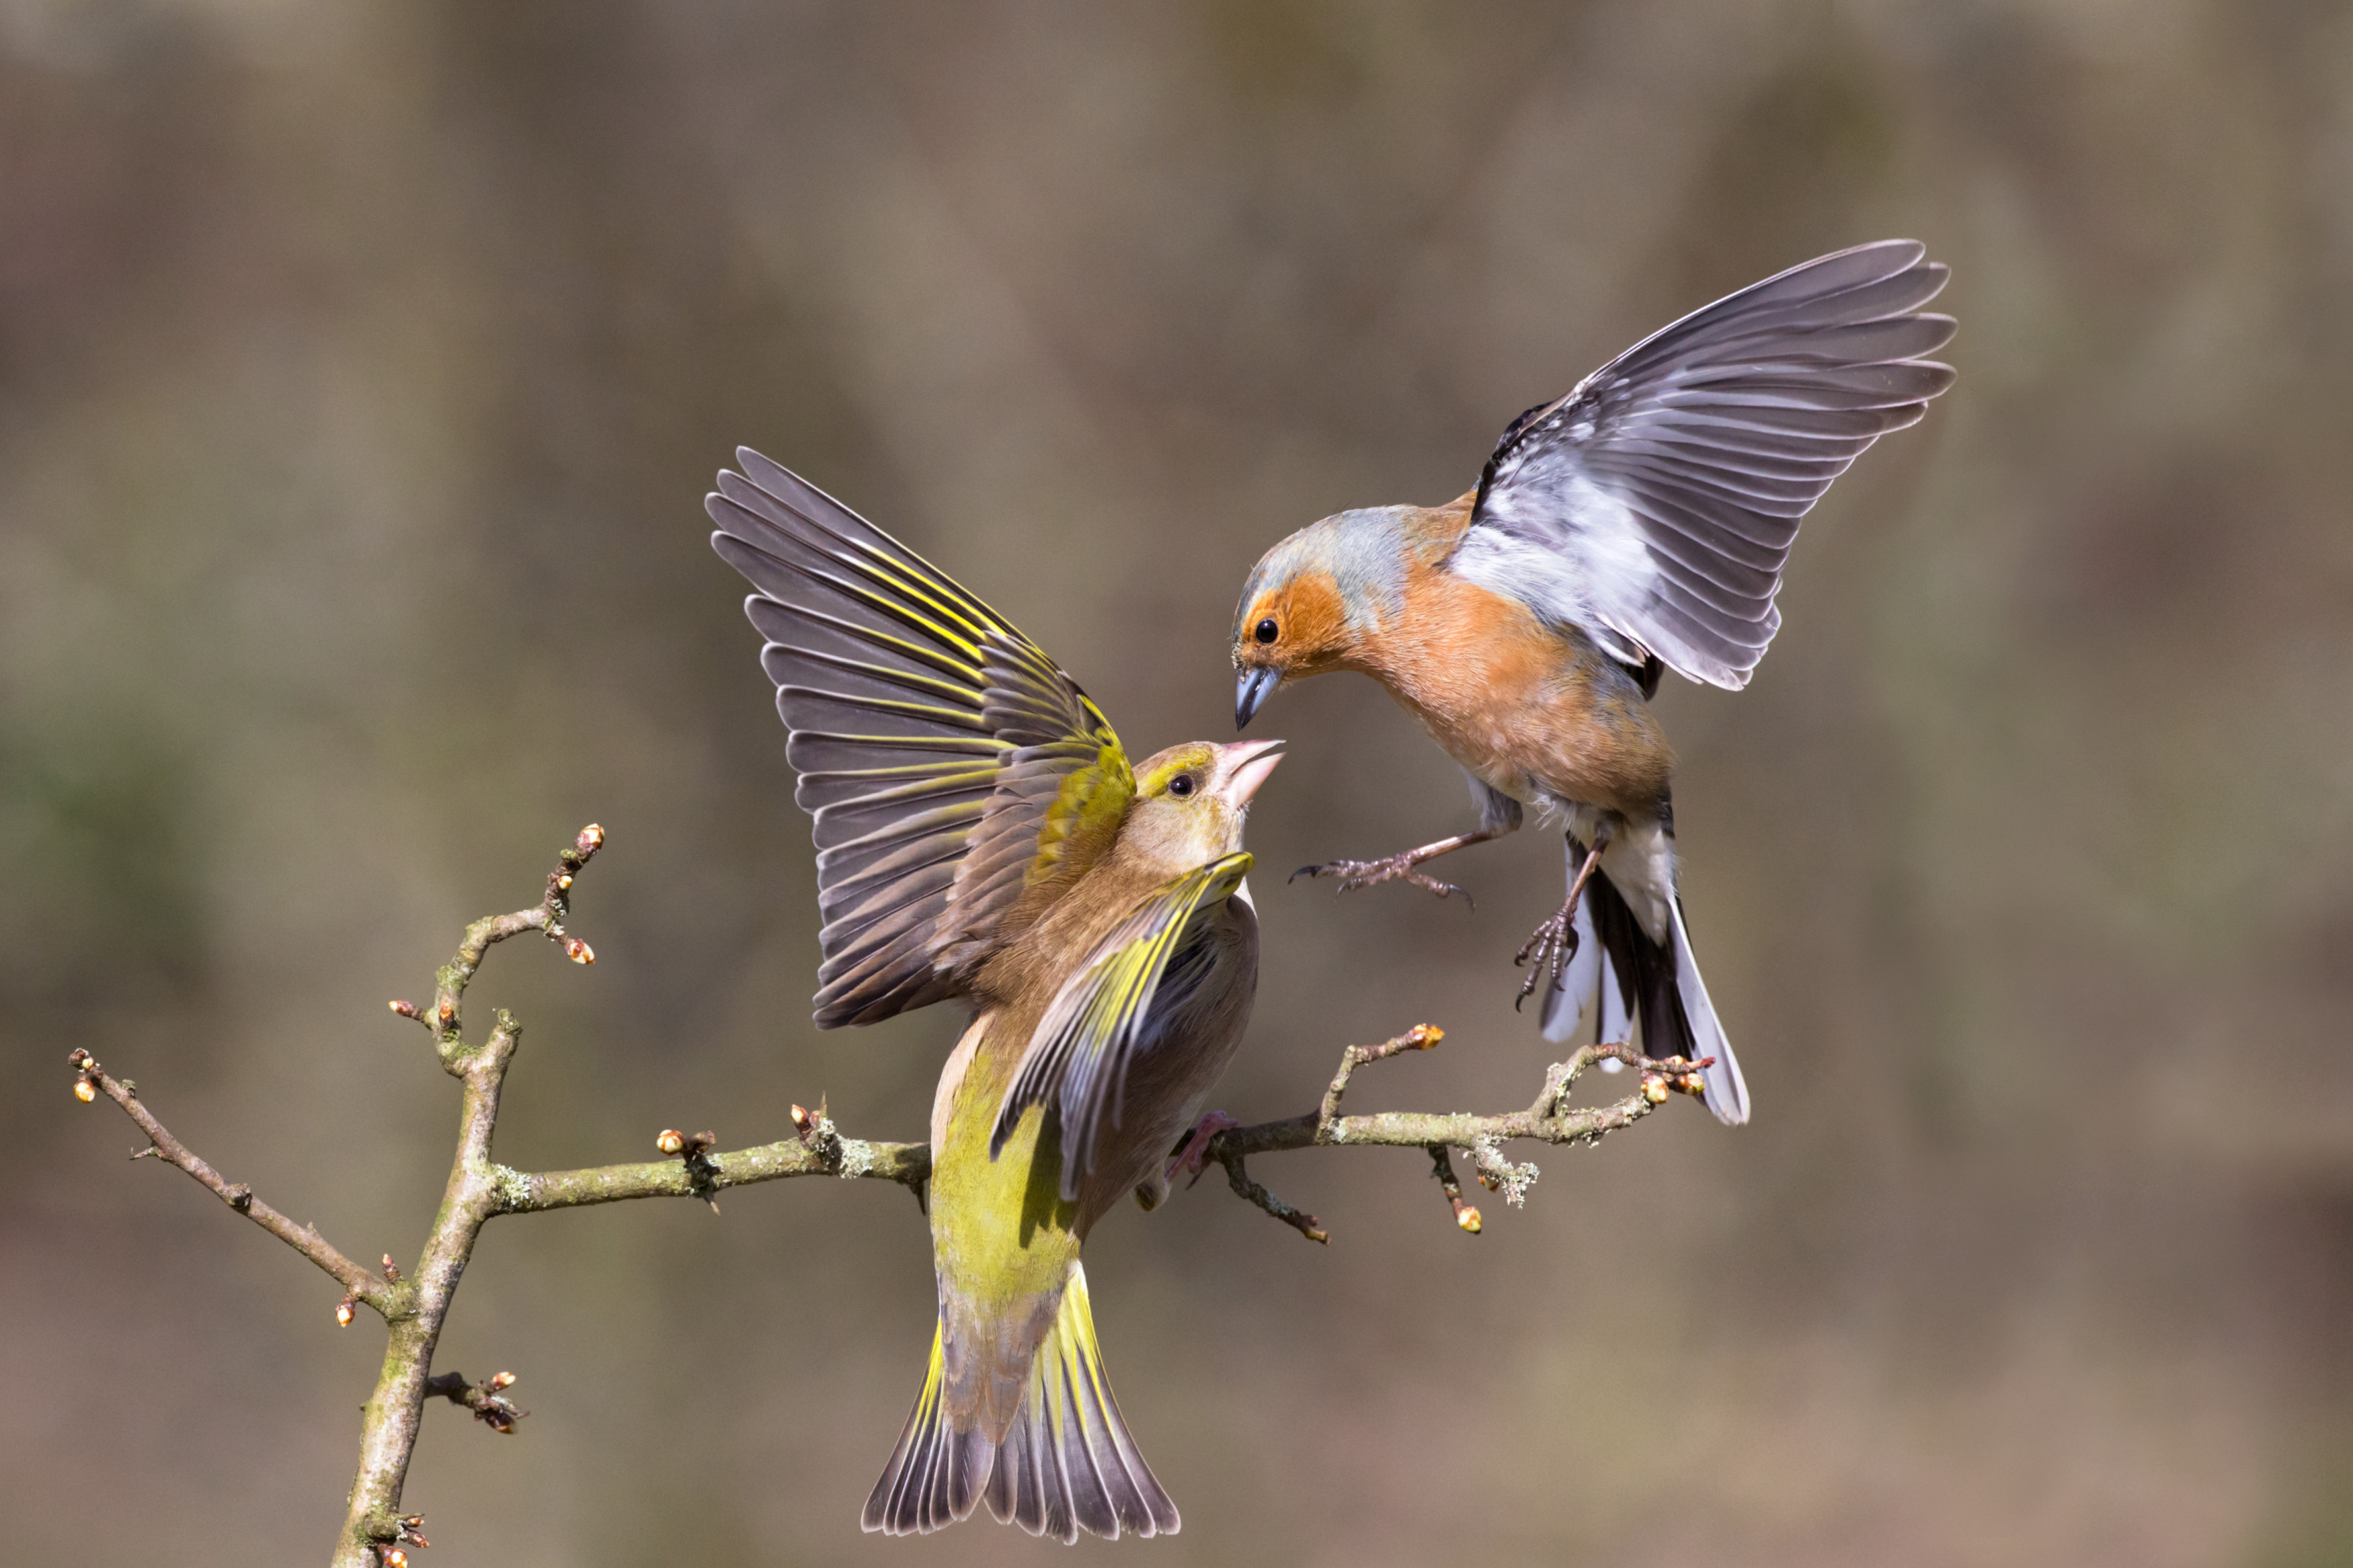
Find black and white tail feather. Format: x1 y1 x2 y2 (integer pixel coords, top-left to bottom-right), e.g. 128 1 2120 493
1540 836 1749 1124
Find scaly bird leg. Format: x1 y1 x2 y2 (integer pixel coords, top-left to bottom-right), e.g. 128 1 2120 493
1167 1110 1242 1189
1515 827 1612 1009
1291 827 1506 905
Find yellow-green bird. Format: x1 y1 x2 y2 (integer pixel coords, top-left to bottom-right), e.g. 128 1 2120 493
708 449 1285 1542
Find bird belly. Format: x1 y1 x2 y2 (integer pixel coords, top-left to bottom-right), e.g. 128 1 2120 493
928 1011 1085 1438
1374 573 1674 820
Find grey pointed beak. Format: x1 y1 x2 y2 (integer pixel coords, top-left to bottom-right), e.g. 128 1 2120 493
1235 665 1281 731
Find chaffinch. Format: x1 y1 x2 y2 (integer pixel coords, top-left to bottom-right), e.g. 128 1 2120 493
1230 241 1956 1125
710 449 1285 1542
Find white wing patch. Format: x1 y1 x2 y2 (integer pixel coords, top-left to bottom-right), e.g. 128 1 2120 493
1453 241 1956 689
1452 475 1657 669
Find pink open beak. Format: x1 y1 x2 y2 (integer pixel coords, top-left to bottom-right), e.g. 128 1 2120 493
1220 738 1286 807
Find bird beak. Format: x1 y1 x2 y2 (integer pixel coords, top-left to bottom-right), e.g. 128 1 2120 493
1220 737 1285 806
1235 665 1281 731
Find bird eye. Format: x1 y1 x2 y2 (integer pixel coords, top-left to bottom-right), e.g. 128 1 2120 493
1254 618 1279 645
1168 774 1195 798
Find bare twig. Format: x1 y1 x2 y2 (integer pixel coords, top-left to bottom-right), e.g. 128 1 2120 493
1203 1032 1712 1243
1216 1149 1330 1244
423 1370 526 1434
70 823 1698 1565
65 1049 393 1311
1318 1022 1444 1131
1430 1147 1481 1234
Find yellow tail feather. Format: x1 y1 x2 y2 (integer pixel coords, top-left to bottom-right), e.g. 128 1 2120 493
862 1264 1179 1542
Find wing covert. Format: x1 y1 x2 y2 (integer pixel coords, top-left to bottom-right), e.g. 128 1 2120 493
989 854 1253 1200
708 448 1133 1028
1455 240 1956 688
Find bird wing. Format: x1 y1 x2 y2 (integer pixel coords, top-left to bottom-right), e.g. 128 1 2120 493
990 853 1254 1200
709 448 1134 1028
1451 240 1956 689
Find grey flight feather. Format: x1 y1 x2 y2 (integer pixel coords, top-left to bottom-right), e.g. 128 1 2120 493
1452 239 1956 689
707 448 1129 1029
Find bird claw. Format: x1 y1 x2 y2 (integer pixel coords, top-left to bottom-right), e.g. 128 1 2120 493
1167 1110 1240 1188
1512 905 1579 1009
1291 856 1472 908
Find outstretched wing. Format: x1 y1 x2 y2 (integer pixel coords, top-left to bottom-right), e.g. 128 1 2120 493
1453 240 1956 689
709 448 1133 1028
990 854 1253 1200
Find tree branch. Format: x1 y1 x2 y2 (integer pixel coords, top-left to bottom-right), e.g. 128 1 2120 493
1198 1025 1714 1243
68 1049 394 1310
68 823 1705 1565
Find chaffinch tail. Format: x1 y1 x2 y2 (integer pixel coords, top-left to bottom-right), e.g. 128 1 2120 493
1229 241 1958 1126
710 449 1283 1542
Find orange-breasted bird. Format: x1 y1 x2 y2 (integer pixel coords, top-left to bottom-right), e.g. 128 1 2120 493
709 450 1283 1542
1230 241 1956 1124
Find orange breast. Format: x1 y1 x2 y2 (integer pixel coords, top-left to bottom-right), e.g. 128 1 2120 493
1360 567 1674 816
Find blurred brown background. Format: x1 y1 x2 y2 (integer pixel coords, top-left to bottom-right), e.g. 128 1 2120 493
6 2 2352 1564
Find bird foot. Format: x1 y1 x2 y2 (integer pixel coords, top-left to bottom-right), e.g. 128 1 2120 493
1166 1110 1241 1188
1291 854 1471 906
1513 902 1580 1009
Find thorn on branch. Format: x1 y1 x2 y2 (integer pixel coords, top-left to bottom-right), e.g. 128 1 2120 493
424 1370 526 1434
1429 1147 1482 1234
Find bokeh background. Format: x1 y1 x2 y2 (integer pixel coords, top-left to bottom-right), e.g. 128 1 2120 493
7 2 2352 1563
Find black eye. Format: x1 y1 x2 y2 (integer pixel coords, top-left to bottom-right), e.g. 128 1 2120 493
1254 618 1279 645
1168 774 1195 798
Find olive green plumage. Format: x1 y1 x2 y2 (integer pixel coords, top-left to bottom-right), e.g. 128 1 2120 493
709 450 1284 1542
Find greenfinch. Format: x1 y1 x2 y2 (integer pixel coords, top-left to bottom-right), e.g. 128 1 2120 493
1230 241 1957 1123
709 449 1284 1541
